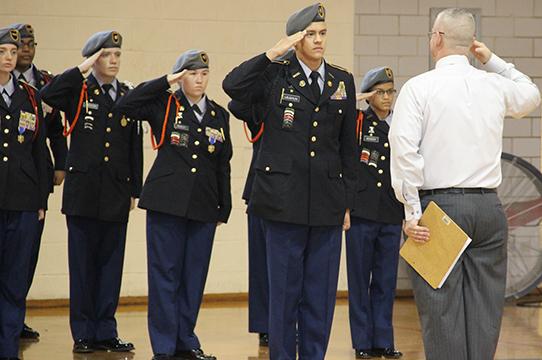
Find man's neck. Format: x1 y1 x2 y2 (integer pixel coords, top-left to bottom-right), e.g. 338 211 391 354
0 72 11 86
15 63 32 73
92 71 115 85
296 52 323 71
185 93 203 106
372 107 390 121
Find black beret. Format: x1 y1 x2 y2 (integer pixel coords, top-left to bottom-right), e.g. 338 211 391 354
286 3 326 36
172 49 209 74
82 30 122 57
9 23 34 39
0 27 20 47
360 66 394 93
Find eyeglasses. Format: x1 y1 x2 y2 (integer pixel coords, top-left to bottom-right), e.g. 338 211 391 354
20 41 37 49
374 89 397 97
427 31 445 39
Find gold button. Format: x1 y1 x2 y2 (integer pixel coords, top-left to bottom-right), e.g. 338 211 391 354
191 168 197 173
310 151 316 157
3 143 7 148
380 155 386 161
373 121 378 126
384 142 389 148
289 103 293 107
104 156 109 162
311 136 316 142
338 109 343 114
314 107 320 112
265 166 270 172
5 115 10 120
195 140 200 146
313 121 318 127
378 169 384 174
106 127 111 133
197 128 202 133
69 166 73 171
105 142 110 148
192 154 198 159
3 128 8 134
377 182 382 188
2 156 7 162
108 113 113 118
88 111 92 115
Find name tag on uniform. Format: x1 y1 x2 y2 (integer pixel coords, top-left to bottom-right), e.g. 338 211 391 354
86 103 99 110
19 111 36 131
205 127 224 143
281 93 301 104
174 123 189 131
363 135 379 143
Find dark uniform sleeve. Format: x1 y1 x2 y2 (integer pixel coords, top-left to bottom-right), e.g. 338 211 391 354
217 109 233 223
46 108 68 170
113 75 170 127
129 119 143 198
222 53 277 104
39 67 85 113
33 93 49 209
340 74 359 210
227 100 262 133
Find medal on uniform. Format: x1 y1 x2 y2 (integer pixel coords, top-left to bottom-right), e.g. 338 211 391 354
94 89 100 95
360 148 370 163
299 80 306 87
208 135 216 153
179 132 189 147
282 107 295 129
170 131 180 146
330 81 347 100
17 134 24 143
120 116 128 127
369 150 379 168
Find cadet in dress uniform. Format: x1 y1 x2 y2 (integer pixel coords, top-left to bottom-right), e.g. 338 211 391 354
346 67 403 359
0 27 48 360
228 99 269 347
114 50 232 360
11 23 68 341
40 30 142 354
223 4 357 359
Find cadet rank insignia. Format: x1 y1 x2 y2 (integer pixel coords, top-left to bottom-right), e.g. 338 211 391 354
330 81 347 100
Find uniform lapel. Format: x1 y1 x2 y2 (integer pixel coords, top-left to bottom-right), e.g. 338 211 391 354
318 63 339 106
287 55 316 106
9 80 26 112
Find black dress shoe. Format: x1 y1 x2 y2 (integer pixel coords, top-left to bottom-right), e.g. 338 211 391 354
20 323 40 340
73 339 94 353
258 333 269 347
355 349 374 359
176 348 216 360
94 337 135 352
372 348 403 359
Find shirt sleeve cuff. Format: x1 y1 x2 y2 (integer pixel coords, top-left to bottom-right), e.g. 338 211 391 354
404 202 422 221
481 53 508 74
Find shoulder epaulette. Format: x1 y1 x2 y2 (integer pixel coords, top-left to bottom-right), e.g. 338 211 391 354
328 63 350 73
18 79 38 91
272 59 290 65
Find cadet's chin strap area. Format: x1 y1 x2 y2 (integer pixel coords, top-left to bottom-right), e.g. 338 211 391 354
20 82 41 141
150 93 180 150
243 122 264 144
63 82 88 137
356 110 364 145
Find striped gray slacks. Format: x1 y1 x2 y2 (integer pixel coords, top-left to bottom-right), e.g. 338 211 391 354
409 192 508 360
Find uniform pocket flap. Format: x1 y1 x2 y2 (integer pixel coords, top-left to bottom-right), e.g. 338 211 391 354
255 153 293 174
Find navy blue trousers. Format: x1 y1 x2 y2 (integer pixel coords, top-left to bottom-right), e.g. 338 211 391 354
147 210 217 356
26 218 44 293
248 213 268 334
263 220 342 360
67 215 127 342
345 217 401 350
0 210 39 357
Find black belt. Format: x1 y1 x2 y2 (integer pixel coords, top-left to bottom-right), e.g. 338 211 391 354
419 187 497 197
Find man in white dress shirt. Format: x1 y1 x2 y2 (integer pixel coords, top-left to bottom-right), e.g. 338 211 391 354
389 8 540 360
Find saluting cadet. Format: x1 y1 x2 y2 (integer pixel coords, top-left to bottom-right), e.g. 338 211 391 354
0 26 48 360
228 99 269 347
223 4 357 359
346 67 403 359
114 49 232 360
11 23 68 342
40 30 142 354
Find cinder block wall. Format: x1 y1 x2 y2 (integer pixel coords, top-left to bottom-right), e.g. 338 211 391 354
354 0 542 289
